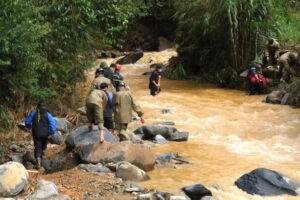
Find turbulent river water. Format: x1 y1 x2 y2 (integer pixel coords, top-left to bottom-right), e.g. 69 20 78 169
98 49 300 200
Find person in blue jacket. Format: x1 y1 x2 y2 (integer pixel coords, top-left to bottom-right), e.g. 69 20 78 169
25 101 56 168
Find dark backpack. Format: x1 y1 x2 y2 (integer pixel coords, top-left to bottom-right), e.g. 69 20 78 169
32 109 50 138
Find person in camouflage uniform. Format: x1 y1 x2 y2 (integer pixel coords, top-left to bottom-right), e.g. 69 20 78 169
112 82 144 141
278 51 299 83
265 38 280 66
91 67 115 94
86 83 109 143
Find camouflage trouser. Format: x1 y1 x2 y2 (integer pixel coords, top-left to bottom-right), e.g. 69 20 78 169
115 123 130 141
86 103 104 130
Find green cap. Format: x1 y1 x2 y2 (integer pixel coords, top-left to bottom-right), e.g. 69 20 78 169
254 58 262 65
100 62 108 69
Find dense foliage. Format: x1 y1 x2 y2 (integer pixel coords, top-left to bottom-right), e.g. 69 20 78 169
0 0 148 131
171 0 300 86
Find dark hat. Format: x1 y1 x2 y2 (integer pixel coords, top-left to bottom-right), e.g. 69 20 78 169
268 38 274 45
96 67 104 74
100 83 108 89
37 101 46 109
110 63 116 68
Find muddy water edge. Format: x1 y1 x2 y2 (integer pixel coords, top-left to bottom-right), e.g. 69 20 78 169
95 49 300 200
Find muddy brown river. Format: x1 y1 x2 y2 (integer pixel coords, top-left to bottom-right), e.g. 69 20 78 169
97 49 300 200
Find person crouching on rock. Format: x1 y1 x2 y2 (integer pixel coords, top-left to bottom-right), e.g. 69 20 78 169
112 82 144 141
25 101 56 169
86 83 109 143
149 65 162 96
248 59 267 95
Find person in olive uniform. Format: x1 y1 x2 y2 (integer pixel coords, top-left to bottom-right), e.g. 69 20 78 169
265 38 280 66
112 82 144 141
149 65 162 96
278 51 299 83
86 83 109 143
91 67 115 94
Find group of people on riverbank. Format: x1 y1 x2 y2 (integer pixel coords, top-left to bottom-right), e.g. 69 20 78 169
87 62 144 143
24 59 164 169
248 38 300 95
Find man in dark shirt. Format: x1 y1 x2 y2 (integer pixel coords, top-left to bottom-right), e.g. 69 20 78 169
149 65 162 96
101 62 115 86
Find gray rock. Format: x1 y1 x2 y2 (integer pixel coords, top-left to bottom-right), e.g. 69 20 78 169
182 184 212 200
169 132 189 142
105 163 117 171
29 179 58 199
116 161 150 181
65 125 117 149
266 91 284 104
24 151 36 164
57 195 71 200
9 144 21 152
138 193 152 200
49 131 64 145
155 153 180 162
134 126 144 135
281 93 291 105
8 155 23 163
161 109 171 114
117 51 144 65
154 193 165 200
17 122 30 132
127 130 142 144
25 161 35 170
125 183 144 193
142 72 153 76
142 125 176 140
41 159 52 171
157 121 175 126
0 162 29 197
78 164 110 173
235 168 300 196
154 135 168 144
54 118 68 133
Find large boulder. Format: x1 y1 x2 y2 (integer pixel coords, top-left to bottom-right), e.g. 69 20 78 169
182 184 212 200
54 118 68 133
79 141 155 171
116 161 149 181
29 179 58 199
235 168 300 196
65 125 117 149
49 131 64 145
0 162 29 197
117 51 144 65
266 91 285 104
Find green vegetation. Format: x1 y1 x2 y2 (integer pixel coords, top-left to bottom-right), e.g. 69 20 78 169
172 0 300 86
0 0 148 129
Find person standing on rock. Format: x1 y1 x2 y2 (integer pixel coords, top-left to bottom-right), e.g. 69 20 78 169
265 38 280 66
149 65 162 96
92 67 115 94
25 101 56 169
113 64 124 91
86 83 109 143
278 51 299 83
112 82 144 141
